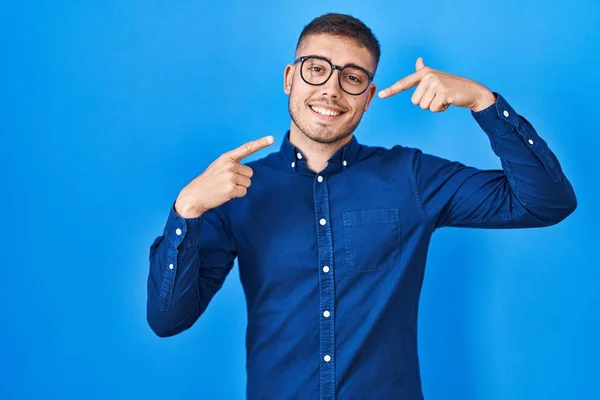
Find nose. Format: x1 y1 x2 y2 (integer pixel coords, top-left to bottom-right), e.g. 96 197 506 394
320 68 343 98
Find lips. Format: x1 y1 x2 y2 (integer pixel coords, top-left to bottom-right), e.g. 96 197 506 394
309 104 345 121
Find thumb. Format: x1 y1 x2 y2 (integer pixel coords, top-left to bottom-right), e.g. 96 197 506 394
415 57 425 71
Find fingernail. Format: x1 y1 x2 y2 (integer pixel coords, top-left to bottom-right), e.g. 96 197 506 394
267 136 274 143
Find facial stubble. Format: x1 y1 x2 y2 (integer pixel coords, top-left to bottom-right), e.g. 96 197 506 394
287 87 366 146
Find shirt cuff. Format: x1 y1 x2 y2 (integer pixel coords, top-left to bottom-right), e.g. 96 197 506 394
471 92 520 136
163 202 204 248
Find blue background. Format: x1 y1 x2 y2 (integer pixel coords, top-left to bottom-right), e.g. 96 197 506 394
1 1 598 399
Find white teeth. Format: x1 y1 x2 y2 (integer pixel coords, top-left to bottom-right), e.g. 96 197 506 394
311 106 341 117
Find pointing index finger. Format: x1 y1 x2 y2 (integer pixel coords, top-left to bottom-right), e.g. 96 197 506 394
378 70 423 99
228 135 275 162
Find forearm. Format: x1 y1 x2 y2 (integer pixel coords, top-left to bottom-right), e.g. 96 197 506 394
472 93 577 225
146 206 205 337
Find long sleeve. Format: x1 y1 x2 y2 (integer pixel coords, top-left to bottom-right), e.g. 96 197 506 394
146 204 236 337
411 93 577 229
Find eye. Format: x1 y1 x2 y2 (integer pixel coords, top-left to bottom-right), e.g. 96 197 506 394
344 74 363 86
303 59 329 76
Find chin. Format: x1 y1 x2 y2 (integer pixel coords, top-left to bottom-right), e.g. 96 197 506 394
288 100 358 145
305 126 352 145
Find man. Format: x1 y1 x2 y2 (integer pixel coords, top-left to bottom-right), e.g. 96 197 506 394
146 13 576 400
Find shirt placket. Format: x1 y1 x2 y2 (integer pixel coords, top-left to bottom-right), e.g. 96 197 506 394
314 171 335 400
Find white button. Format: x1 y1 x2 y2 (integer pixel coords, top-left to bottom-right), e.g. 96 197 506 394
503 110 509 118
319 218 326 226
291 161 295 168
323 265 330 273
342 160 347 167
175 228 182 236
317 176 323 183
296 152 302 159
168 263 174 270
324 355 331 362
323 310 330 318
528 139 534 145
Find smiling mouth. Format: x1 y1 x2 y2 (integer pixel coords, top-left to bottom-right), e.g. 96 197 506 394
309 105 345 120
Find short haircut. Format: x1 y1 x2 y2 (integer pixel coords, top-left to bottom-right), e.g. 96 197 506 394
296 13 381 72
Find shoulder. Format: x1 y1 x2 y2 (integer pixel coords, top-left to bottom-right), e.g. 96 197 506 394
360 141 424 167
245 147 281 166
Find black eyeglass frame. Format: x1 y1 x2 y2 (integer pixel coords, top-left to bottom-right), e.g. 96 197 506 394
293 55 375 96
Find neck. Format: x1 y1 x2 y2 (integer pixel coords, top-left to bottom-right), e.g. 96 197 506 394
289 126 353 173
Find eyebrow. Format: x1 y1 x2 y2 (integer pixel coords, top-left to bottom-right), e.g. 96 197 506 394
307 54 372 73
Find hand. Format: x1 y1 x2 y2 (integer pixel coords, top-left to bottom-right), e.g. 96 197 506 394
174 135 275 218
378 57 496 112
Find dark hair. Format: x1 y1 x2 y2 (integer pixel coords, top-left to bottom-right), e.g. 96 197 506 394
296 13 381 72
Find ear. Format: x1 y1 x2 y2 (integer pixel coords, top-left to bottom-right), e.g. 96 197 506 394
363 83 377 112
283 64 294 94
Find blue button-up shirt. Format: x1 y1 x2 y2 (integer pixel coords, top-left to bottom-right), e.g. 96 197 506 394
146 94 576 399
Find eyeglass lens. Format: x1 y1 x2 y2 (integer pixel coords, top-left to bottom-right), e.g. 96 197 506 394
301 57 369 95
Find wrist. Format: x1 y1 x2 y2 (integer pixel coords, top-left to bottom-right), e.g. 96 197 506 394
174 194 206 219
471 89 496 112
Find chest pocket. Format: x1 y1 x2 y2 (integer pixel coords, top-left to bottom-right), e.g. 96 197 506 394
343 208 401 272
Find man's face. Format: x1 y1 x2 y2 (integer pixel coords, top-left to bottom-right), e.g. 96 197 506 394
284 34 377 145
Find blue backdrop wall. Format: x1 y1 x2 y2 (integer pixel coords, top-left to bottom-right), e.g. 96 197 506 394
1 1 598 399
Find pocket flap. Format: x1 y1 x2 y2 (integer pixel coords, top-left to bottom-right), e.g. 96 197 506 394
343 208 399 226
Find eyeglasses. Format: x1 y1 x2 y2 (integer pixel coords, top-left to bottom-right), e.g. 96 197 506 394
293 55 374 96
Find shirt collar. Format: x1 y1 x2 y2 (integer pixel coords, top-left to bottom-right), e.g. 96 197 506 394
279 130 362 175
